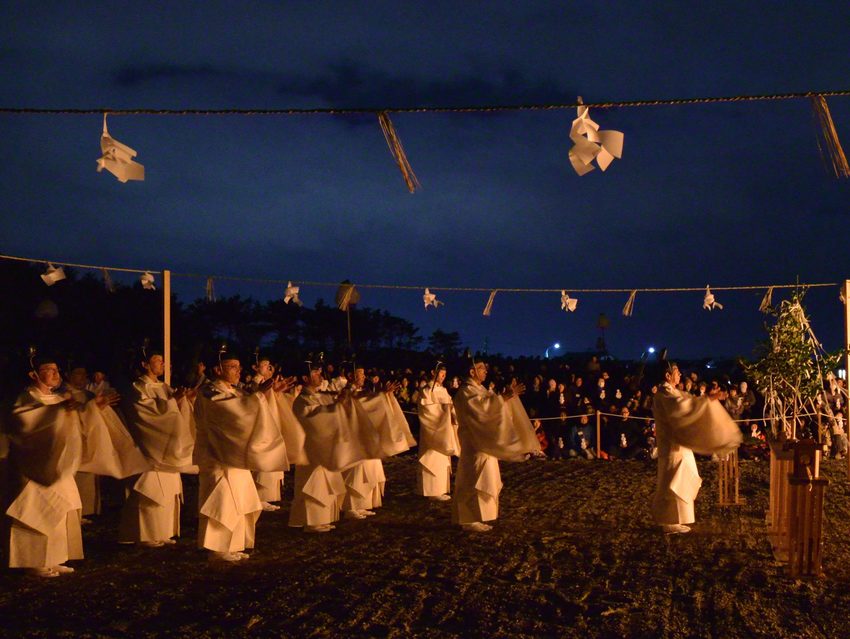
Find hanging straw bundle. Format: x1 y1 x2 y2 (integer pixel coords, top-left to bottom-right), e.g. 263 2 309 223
811 94 850 179
378 111 421 193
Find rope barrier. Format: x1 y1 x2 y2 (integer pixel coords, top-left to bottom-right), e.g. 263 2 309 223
0 252 839 295
2 89 849 117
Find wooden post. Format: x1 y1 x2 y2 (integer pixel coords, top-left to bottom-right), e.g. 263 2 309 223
717 450 743 506
788 476 828 578
767 440 795 562
163 269 171 387
596 410 601 458
844 279 850 475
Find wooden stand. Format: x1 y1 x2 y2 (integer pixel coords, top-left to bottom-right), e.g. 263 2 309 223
767 440 795 562
717 449 744 506
787 476 828 578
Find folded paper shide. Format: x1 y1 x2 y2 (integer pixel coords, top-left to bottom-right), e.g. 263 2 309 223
40 263 66 286
703 286 723 311
423 288 443 310
560 291 578 312
140 271 156 290
284 281 302 306
568 97 624 176
97 114 145 183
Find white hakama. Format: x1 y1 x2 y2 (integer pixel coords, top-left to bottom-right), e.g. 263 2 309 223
5 388 84 569
451 380 539 526
651 383 743 525
417 385 460 497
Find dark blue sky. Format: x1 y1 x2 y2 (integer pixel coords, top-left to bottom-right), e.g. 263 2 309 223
1 2 849 359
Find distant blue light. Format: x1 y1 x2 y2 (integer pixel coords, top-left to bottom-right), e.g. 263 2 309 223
648 346 656 354
553 343 561 349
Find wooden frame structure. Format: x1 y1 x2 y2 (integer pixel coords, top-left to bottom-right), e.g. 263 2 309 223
717 449 744 506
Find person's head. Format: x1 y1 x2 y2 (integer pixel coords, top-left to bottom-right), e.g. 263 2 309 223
216 356 242 386
557 382 566 392
92 370 106 384
665 364 681 387
353 367 366 387
597 378 606 389
579 414 589 425
575 376 583 387
740 381 748 393
728 386 738 397
142 353 165 380
560 411 568 422
432 367 447 385
547 378 557 391
29 358 61 391
470 361 488 384
68 367 88 389
684 378 693 391
253 358 275 381
621 406 630 418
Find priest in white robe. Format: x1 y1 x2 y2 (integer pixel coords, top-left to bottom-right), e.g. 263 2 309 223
5 356 83 577
193 351 290 561
247 356 287 512
452 359 540 532
342 368 416 519
119 350 195 547
289 361 379 532
66 366 149 520
416 365 460 501
651 362 743 534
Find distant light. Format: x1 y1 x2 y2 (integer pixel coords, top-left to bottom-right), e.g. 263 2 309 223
647 347 656 354
553 343 561 349
840 368 847 380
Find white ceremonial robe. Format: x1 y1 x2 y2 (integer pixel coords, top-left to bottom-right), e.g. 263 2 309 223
193 381 288 552
341 391 416 512
71 388 149 516
651 383 743 525
417 384 460 496
5 388 83 569
288 388 370 527
451 379 540 525
119 377 194 543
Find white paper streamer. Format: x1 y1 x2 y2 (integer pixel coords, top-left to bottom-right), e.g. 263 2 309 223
703 285 723 311
423 288 444 309
483 290 498 316
96 114 144 183
560 290 578 312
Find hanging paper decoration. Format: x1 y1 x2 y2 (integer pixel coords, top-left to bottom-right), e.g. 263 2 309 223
703 286 723 311
568 97 624 176
284 281 303 306
622 290 637 317
759 286 774 313
560 290 578 312
378 111 420 193
811 95 850 179
482 290 498 317
336 281 360 311
102 268 115 293
140 271 156 290
423 288 444 309
40 262 66 286
206 277 216 302
96 114 145 183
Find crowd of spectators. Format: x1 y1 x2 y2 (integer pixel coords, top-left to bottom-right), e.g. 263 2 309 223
321 355 847 464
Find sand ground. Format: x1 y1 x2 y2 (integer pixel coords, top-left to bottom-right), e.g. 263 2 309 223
2 456 849 638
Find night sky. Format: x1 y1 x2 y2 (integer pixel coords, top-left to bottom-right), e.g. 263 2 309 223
1 3 849 359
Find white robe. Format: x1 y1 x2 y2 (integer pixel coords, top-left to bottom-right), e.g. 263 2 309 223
651 384 743 525
119 377 194 543
193 380 288 552
342 390 416 511
70 387 149 516
451 379 539 525
288 388 355 528
5 387 83 568
417 384 460 496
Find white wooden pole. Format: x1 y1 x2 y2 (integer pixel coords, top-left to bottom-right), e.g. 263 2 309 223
164 269 171 387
